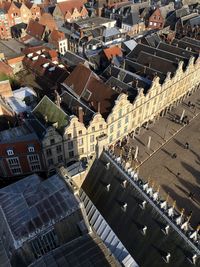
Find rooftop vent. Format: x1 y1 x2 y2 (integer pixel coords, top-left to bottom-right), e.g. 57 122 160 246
32 56 38 61
43 63 50 68
53 60 58 64
58 64 65 68
27 53 33 58
36 50 42 55
105 183 110 192
41 54 46 58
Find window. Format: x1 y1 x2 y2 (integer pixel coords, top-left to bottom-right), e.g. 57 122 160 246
69 151 74 158
125 115 129 124
31 164 41 171
117 131 120 138
11 167 21 174
99 124 103 130
28 154 39 162
90 135 94 143
58 155 63 163
46 148 52 156
124 126 128 133
68 141 73 150
110 125 114 133
92 126 95 132
118 120 121 128
78 138 83 146
82 89 91 101
78 130 82 135
149 22 153 25
8 157 19 165
90 144 95 152
56 145 62 153
118 109 122 118
154 22 157 26
67 133 72 139
7 149 14 156
48 158 53 166
79 148 84 154
28 146 35 153
50 139 55 145
109 135 113 143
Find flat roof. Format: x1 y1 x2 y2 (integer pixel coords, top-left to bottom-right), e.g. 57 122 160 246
0 39 25 59
75 17 116 28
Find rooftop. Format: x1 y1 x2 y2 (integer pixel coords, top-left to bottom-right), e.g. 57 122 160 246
74 16 116 29
0 39 25 59
82 151 200 267
0 173 80 246
30 233 120 267
0 124 38 144
33 95 70 133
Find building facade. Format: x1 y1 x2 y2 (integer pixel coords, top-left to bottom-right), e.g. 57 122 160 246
0 125 44 177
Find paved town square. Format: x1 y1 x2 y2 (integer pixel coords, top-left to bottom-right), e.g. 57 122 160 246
116 88 200 227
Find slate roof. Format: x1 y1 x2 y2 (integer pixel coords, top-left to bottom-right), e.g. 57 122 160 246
33 95 70 133
187 15 200 27
30 233 120 267
103 27 121 38
81 151 200 267
159 3 175 19
122 11 141 26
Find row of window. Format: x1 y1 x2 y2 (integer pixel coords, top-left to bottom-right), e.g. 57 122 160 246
67 125 104 139
7 146 35 156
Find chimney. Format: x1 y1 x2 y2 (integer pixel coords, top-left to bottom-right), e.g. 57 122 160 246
97 101 101 113
105 183 110 192
78 107 83 123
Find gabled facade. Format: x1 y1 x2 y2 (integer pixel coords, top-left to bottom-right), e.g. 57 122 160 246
53 0 88 23
19 2 31 24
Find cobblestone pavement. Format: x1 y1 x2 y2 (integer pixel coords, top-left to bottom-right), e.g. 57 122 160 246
115 88 200 227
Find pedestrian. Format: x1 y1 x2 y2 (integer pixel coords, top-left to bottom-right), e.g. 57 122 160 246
185 142 189 149
188 101 191 107
172 153 177 159
177 172 180 177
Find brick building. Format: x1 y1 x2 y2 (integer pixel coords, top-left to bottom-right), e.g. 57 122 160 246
0 124 44 178
148 3 175 30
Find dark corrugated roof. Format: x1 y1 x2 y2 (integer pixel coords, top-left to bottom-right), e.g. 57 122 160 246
30 233 120 267
81 152 200 267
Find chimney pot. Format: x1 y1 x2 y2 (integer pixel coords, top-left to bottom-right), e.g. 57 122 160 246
98 101 101 113
78 106 83 123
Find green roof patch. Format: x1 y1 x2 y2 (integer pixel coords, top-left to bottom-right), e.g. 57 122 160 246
33 95 69 134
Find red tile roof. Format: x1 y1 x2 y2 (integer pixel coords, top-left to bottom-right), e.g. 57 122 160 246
57 0 87 16
63 64 119 119
0 62 13 76
49 29 65 43
26 19 45 40
39 13 57 32
103 46 122 60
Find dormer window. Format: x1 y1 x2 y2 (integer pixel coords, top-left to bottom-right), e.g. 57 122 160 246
82 89 92 101
7 149 14 156
28 146 35 153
